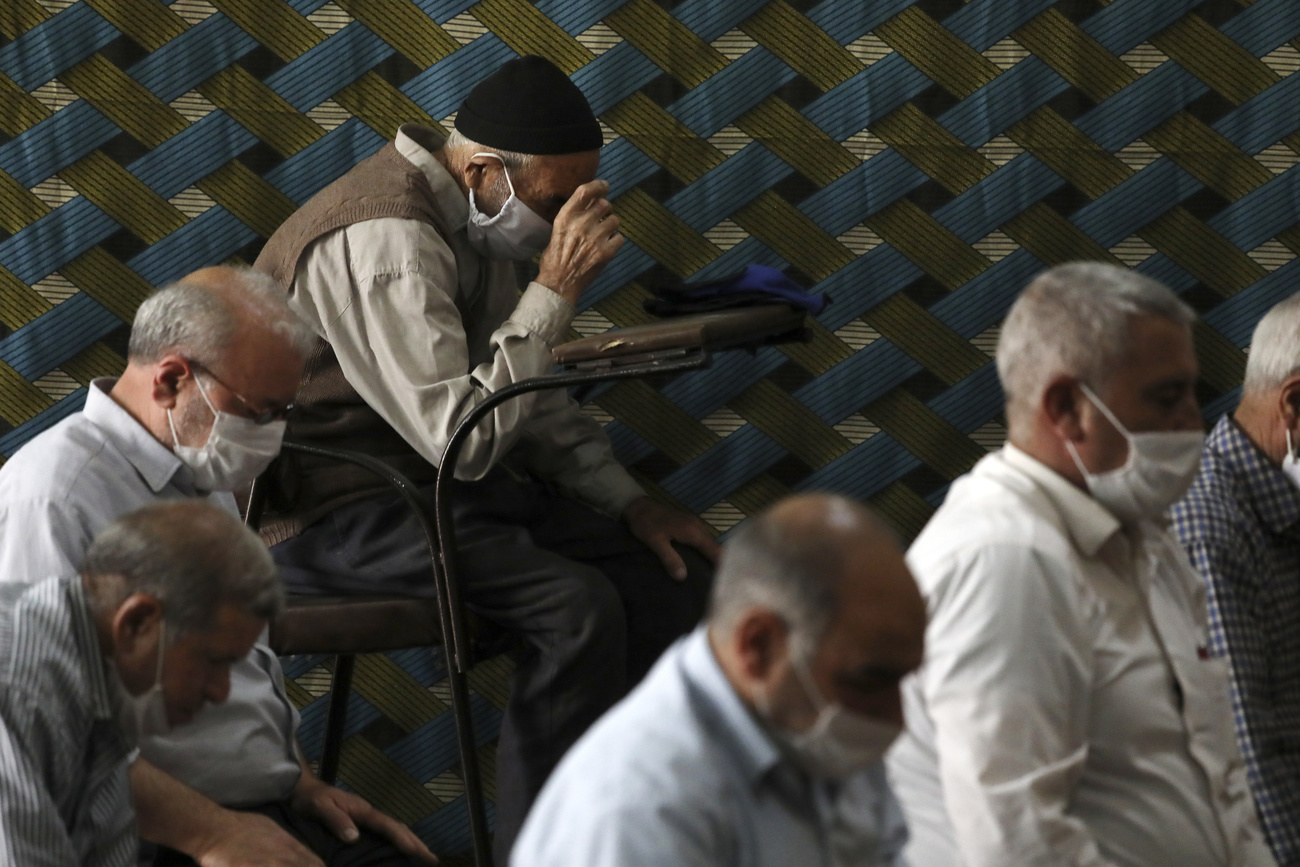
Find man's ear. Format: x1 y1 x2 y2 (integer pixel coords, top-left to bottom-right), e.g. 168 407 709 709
111 593 164 659
1042 375 1086 443
732 609 788 683
151 355 192 410
1278 375 1300 431
463 155 498 194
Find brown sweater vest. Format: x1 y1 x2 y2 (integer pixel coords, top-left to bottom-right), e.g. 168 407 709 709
255 142 471 543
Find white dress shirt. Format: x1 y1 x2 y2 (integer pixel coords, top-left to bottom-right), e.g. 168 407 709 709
287 124 645 517
0 379 303 806
887 445 1272 867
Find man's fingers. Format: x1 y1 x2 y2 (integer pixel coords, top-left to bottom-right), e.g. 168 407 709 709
649 534 688 581
577 178 611 202
586 196 614 220
314 797 361 843
357 811 439 864
685 528 722 563
559 179 610 219
600 217 623 245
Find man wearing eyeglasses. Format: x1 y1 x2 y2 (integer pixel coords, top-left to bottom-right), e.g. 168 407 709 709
0 266 435 867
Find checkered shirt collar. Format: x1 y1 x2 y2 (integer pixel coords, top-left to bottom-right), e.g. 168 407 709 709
1209 414 1300 533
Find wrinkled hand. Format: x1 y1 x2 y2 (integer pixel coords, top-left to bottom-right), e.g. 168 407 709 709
536 179 623 305
623 496 721 581
292 777 438 865
195 811 322 867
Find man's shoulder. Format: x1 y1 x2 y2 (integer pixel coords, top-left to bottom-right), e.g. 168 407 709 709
0 411 111 505
518 656 735 864
0 579 84 697
912 457 1075 574
1172 448 1258 549
545 649 736 804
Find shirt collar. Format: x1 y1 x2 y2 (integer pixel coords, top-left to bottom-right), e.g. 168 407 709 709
83 378 196 495
66 576 114 721
1207 414 1300 532
678 626 785 786
1000 444 1123 557
395 124 470 232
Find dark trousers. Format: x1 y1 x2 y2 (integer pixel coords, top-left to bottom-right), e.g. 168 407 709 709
151 801 424 866
270 468 713 864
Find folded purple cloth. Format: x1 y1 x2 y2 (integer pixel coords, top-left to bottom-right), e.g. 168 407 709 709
644 265 831 316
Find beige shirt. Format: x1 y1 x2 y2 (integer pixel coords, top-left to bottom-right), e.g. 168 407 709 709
286 125 644 516
887 445 1273 867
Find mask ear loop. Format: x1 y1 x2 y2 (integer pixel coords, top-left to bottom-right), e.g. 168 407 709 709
471 152 516 202
167 371 218 449
790 654 830 713
1076 382 1132 438
153 619 167 688
1288 429 1296 463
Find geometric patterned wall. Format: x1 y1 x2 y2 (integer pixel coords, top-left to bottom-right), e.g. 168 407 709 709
3 0 1300 857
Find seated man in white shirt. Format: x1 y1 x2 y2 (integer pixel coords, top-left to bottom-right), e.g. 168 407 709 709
0 267 433 866
887 262 1272 866
0 501 282 867
511 493 924 867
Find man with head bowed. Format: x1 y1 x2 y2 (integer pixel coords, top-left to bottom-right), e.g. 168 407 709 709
256 54 719 860
0 266 434 866
511 493 922 867
0 501 284 866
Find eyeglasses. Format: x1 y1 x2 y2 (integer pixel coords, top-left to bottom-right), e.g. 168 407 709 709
187 360 294 425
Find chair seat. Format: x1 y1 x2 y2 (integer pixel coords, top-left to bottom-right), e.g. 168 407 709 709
552 305 806 368
269 594 442 656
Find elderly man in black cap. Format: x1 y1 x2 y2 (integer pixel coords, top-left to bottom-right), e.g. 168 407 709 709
255 55 719 861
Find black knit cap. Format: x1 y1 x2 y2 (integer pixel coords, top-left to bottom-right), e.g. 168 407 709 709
454 55 603 155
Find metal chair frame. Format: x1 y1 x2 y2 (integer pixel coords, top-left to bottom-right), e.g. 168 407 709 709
247 351 711 867
250 301 810 866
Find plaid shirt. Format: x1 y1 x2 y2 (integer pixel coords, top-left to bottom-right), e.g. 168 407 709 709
1172 414 1300 866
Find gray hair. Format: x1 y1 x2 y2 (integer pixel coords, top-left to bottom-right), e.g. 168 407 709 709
996 262 1194 432
444 128 537 174
1243 291 1300 394
80 501 284 639
128 267 315 364
708 494 891 660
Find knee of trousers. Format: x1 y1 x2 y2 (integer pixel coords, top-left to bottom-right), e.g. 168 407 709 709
552 566 627 655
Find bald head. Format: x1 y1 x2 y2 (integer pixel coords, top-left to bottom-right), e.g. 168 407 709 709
709 494 925 733
709 494 917 657
129 266 315 364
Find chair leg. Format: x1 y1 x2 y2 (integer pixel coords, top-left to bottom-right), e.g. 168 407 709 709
444 653 490 866
320 654 355 785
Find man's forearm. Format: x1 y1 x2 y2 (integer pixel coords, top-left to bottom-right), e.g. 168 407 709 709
130 757 236 856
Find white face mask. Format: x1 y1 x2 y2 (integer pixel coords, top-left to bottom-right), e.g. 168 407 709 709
111 619 170 743
758 656 902 780
466 153 552 261
1065 382 1203 523
1282 429 1300 490
167 376 285 492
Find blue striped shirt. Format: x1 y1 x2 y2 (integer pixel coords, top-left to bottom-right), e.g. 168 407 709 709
1171 414 1300 866
0 575 136 866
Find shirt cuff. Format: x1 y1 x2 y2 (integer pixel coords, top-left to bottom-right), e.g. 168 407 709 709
511 282 575 347
585 465 648 518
